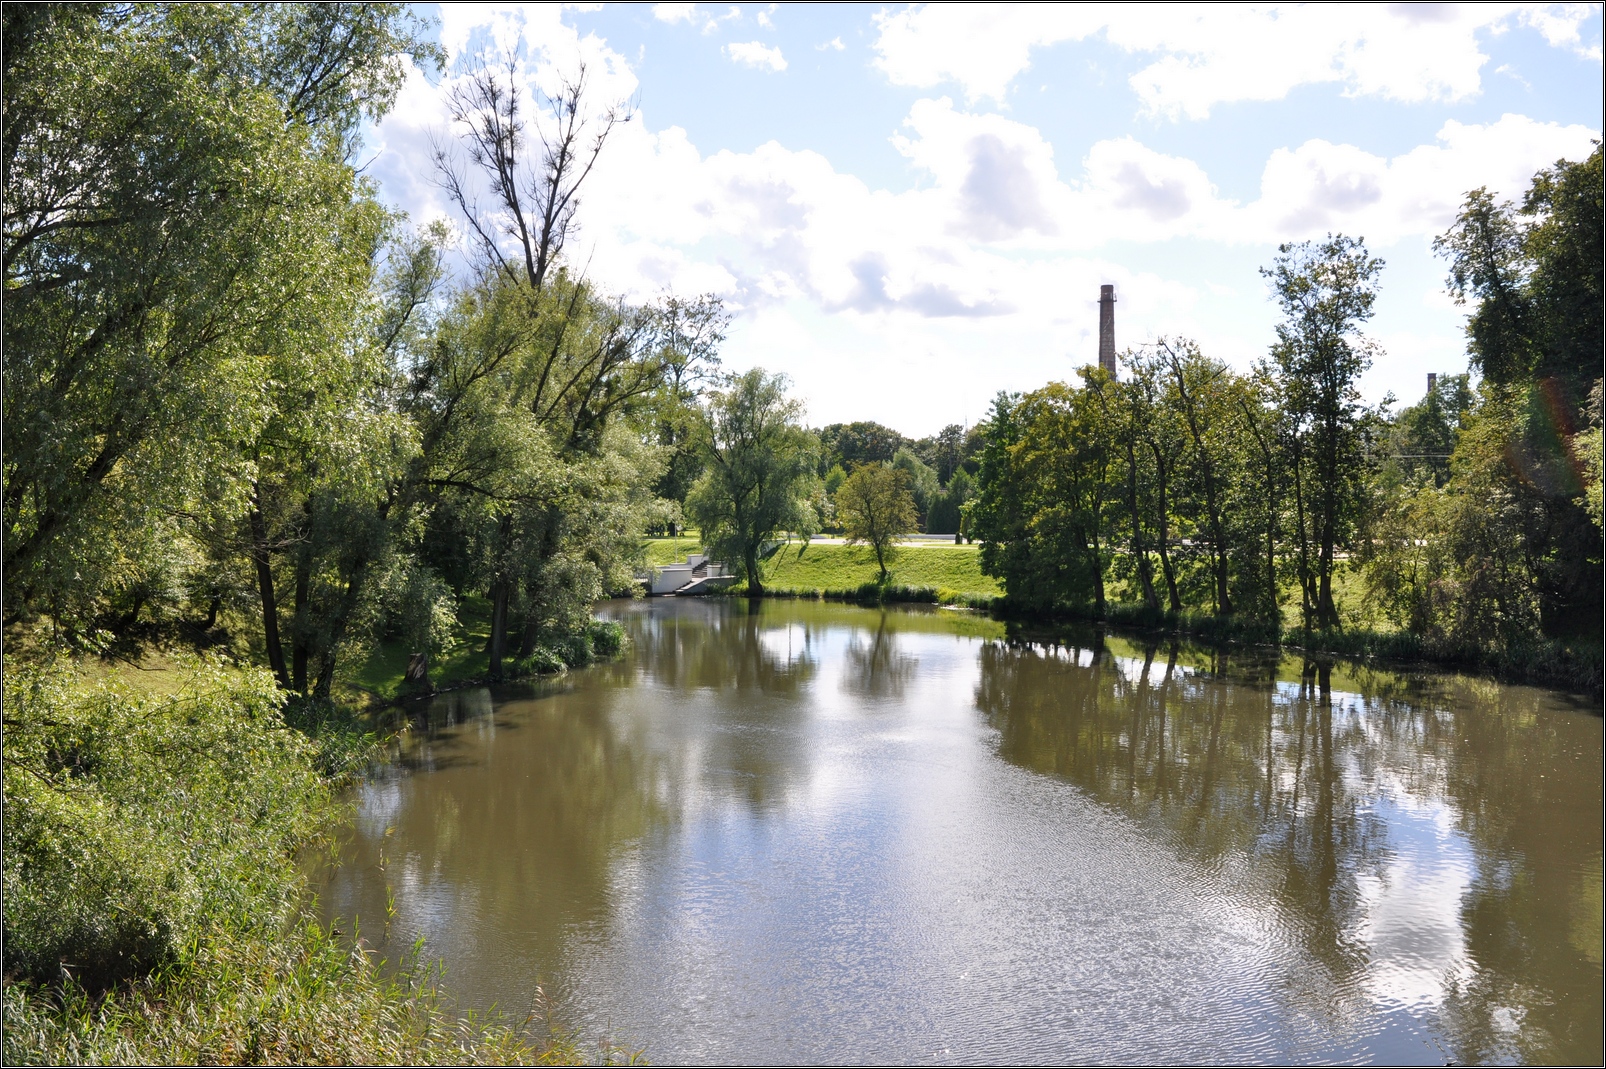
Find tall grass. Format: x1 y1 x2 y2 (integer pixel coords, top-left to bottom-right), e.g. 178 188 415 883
2 921 603 1066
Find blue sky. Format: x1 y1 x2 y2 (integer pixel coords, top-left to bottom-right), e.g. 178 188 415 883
368 3 1602 435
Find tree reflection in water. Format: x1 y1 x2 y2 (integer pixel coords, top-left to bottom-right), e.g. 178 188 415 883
974 633 1602 1064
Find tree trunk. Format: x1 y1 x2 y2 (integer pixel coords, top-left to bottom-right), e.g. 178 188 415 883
487 578 510 678
1148 441 1181 612
1317 419 1340 630
1238 399 1279 620
1290 438 1314 630
745 546 762 596
1126 440 1159 611
249 500 291 690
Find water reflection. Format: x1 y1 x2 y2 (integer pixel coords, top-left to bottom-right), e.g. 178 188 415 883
841 611 918 701
976 631 1602 1064
318 600 1601 1064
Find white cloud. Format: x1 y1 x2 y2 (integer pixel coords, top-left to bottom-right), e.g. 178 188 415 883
726 40 787 71
1519 2 1604 57
651 3 698 23
367 6 1601 430
818 36 846 52
873 3 1601 115
1251 114 1601 243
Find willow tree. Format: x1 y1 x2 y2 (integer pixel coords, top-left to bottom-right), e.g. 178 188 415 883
685 370 820 595
2 3 437 636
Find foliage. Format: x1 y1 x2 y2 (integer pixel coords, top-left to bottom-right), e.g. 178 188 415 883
2 921 590 1066
684 369 821 594
2 661 328 989
1262 234 1385 629
2 4 435 635
971 380 1113 612
817 421 909 473
835 465 920 582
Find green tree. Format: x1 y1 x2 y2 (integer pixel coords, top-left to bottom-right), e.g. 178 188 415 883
836 464 919 582
2 3 437 636
972 377 1113 612
685 370 820 595
1262 234 1385 630
1433 188 1535 385
891 446 941 528
818 421 909 473
1430 150 1602 637
1522 145 1602 411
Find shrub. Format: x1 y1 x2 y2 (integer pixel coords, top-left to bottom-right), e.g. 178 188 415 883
588 620 626 659
2 661 328 990
511 647 566 676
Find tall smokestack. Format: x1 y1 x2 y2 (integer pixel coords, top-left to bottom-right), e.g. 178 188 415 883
1427 372 1437 395
1098 285 1117 379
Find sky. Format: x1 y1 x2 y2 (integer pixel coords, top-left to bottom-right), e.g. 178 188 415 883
364 2 1603 436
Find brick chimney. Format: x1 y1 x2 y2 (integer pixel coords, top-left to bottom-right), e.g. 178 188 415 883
1427 372 1437 395
1098 284 1117 379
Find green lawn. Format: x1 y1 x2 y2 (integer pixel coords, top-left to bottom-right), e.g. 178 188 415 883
763 541 1001 599
643 535 702 566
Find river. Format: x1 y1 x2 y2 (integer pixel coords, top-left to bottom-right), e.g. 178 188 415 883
315 598 1602 1064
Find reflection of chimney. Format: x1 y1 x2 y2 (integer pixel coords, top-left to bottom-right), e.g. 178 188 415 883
1427 372 1437 395
1098 284 1117 379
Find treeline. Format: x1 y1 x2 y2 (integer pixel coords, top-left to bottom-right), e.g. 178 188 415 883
3 4 721 693
967 149 1602 676
815 421 984 535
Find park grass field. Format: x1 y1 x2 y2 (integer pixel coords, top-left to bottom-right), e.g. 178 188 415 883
762 540 1001 599
643 535 703 566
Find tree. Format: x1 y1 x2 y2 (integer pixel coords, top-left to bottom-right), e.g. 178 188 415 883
836 465 919 583
648 295 728 519
891 447 941 528
818 421 909 473
1429 151 1603 638
1521 145 1602 412
427 51 678 675
1433 188 1535 385
971 379 1113 613
685 370 820 594
1262 234 1384 630
3 3 437 634
434 56 628 292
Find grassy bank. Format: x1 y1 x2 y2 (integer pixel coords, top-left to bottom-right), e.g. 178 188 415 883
0 654 620 1065
760 541 1002 601
674 534 1599 694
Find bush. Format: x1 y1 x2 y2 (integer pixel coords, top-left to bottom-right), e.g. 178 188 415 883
2 661 328 990
511 647 566 677
588 620 626 659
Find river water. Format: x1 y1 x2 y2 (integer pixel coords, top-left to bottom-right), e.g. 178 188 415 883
316 598 1602 1064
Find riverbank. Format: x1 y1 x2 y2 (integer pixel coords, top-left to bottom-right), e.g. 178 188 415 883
1012 601 1603 697
0 656 603 1065
682 553 1599 697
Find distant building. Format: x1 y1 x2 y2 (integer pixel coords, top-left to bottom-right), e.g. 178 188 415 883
1098 284 1117 380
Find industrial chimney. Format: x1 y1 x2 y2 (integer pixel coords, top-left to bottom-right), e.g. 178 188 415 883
1098 285 1117 379
1427 372 1437 395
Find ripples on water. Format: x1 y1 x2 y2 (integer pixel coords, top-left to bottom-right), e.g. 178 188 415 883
316 599 1603 1065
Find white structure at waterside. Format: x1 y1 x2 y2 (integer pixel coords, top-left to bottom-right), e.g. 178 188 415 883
643 554 735 596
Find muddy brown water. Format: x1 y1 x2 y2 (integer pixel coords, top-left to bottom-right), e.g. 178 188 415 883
315 598 1602 1064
